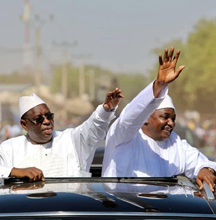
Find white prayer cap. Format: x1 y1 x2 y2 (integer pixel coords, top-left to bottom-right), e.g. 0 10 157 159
156 95 175 110
19 93 46 118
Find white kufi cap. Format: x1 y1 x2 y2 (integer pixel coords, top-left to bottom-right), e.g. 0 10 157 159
19 93 46 118
156 95 175 110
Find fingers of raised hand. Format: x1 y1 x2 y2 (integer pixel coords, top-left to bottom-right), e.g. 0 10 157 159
172 49 180 63
106 91 112 99
158 54 163 66
175 65 185 77
162 47 174 63
163 48 169 63
107 88 123 99
168 47 174 62
114 90 123 99
104 88 123 111
160 47 179 66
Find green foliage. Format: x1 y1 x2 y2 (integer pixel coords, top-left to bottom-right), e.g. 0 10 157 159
2 17 216 116
116 73 148 106
183 18 216 113
50 63 113 98
51 66 62 93
50 62 148 112
148 18 216 114
51 64 80 97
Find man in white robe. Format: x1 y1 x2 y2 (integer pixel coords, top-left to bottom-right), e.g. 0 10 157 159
102 47 216 192
0 88 123 181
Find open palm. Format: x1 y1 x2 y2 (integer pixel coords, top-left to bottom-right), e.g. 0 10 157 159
157 47 185 84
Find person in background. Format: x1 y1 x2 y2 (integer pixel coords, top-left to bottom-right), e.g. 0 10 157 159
0 124 22 142
0 88 123 181
102 47 216 192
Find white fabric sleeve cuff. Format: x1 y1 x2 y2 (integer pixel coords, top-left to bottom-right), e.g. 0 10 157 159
196 163 216 175
95 104 116 122
0 165 13 178
152 79 168 99
142 80 168 110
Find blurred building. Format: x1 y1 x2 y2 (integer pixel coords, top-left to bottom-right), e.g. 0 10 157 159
0 83 94 130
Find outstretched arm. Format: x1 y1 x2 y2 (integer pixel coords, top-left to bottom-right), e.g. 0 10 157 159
153 47 185 97
107 47 185 146
73 88 123 172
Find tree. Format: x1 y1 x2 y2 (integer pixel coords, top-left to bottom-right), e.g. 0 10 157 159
148 18 216 114
116 73 148 107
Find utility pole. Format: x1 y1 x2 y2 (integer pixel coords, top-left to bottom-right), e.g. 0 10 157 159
72 54 92 99
33 14 53 95
33 15 44 95
35 27 41 94
88 69 95 101
79 63 85 98
53 41 77 100
61 49 68 100
21 0 32 74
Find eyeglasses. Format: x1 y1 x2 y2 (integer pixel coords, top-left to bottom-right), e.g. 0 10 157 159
25 112 54 126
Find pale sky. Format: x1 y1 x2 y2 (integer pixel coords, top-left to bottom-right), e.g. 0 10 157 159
1 0 216 74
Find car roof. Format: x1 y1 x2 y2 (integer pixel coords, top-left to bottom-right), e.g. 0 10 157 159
0 175 216 218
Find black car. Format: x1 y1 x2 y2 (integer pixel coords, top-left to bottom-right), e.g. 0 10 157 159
1 170 216 219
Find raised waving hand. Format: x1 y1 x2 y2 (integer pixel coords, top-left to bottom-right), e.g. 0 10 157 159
103 88 124 112
154 47 185 97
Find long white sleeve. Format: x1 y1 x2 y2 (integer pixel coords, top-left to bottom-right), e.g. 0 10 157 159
73 104 116 172
0 138 14 177
182 140 216 178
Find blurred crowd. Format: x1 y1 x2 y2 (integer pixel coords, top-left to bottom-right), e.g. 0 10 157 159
1 110 216 159
0 123 22 143
176 111 216 158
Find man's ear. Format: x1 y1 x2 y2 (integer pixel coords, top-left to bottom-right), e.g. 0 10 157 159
20 119 28 131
